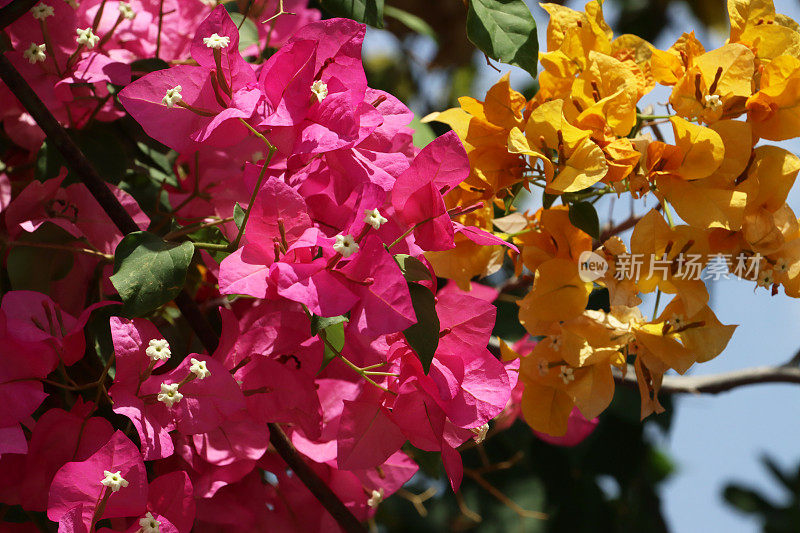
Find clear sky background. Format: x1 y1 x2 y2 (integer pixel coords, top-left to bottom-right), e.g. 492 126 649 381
364 1 800 530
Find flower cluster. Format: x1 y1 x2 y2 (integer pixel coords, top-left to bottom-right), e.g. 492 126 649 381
3 0 797 528
0 2 523 531
427 0 800 434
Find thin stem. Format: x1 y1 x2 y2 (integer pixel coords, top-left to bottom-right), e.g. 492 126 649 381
176 100 217 117
652 289 662 321
40 19 62 77
360 362 388 371
388 225 417 251
0 238 113 260
155 0 164 59
231 119 277 250
97 14 123 49
319 332 395 394
163 216 233 240
660 197 675 228
464 469 548 520
91 0 108 31
192 241 230 252
637 114 673 120
262 0 294 52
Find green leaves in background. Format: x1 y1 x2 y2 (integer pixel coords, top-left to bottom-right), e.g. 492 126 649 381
229 12 260 53
36 124 128 184
402 282 439 373
409 115 436 148
130 58 169 74
110 231 194 317
6 225 75 293
320 0 384 28
568 201 601 239
384 6 436 40
134 142 177 187
466 0 539 78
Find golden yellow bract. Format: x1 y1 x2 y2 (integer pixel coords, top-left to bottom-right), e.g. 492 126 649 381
427 0 800 436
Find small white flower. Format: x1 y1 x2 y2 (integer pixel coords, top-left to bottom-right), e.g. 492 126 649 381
23 43 46 64
558 365 574 384
138 512 161 533
76 27 100 48
310 80 328 103
202 33 229 49
757 269 774 288
118 1 136 20
189 357 211 379
145 338 171 361
547 335 562 352
367 488 384 508
471 423 489 444
537 358 549 377
31 3 54 19
363 208 388 230
333 234 359 258
157 382 183 408
704 94 723 111
161 85 183 108
101 470 129 492
774 258 789 274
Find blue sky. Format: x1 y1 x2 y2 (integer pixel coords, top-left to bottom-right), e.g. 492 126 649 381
364 1 800 530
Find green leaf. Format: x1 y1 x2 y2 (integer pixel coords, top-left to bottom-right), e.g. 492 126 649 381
320 0 384 28
393 254 431 282
35 141 62 182
403 282 440 374
6 225 75 292
503 181 525 214
233 202 246 231
384 6 437 40
73 123 129 183
110 231 195 317
310 314 349 336
466 0 539 78
135 142 177 187
229 13 260 53
722 485 773 515
317 317 348 372
568 201 600 239
409 115 436 149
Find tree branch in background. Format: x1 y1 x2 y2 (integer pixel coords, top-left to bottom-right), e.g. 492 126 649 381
614 364 800 395
490 337 800 396
0 0 39 30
